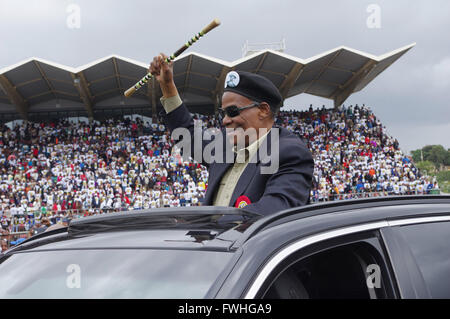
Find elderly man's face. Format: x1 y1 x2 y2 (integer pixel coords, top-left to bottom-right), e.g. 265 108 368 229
221 92 265 147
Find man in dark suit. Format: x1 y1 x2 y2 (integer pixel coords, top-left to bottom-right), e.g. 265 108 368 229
149 54 314 216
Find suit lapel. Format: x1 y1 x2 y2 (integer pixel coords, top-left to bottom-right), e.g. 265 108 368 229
228 162 258 207
204 129 234 205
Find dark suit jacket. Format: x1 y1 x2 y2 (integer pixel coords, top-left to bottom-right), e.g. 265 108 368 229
162 103 314 216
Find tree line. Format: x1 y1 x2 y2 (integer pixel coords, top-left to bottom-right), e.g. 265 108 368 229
411 145 450 171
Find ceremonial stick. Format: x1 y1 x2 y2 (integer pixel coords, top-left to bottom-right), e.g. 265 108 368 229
124 18 221 98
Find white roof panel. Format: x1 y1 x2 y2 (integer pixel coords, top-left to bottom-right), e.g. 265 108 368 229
0 44 415 119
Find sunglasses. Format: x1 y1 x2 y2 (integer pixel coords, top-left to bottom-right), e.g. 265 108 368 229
218 102 260 119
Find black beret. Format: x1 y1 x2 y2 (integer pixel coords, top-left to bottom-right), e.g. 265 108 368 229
223 71 282 112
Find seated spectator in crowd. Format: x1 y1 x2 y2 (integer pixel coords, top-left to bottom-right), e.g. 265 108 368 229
1 238 8 252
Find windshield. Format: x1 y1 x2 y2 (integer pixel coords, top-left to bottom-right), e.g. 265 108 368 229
0 249 233 298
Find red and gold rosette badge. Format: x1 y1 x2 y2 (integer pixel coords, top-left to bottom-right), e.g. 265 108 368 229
235 195 251 208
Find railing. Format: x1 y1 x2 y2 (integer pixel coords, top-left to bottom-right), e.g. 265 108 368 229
310 189 441 203
242 39 286 57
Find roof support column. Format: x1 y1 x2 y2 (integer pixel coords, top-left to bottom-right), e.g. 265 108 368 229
332 60 377 108
279 63 304 101
212 66 231 116
302 50 342 95
255 52 268 73
0 74 28 121
34 61 58 101
214 94 220 117
112 58 123 94
72 72 94 120
150 77 157 123
183 56 194 100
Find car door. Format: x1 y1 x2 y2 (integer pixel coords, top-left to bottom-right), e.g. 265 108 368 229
245 229 399 299
212 217 399 299
381 217 450 299
238 215 450 299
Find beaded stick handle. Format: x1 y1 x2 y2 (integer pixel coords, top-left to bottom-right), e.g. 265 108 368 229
124 18 221 98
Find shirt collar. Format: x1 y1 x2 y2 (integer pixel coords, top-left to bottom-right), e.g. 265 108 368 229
235 128 271 163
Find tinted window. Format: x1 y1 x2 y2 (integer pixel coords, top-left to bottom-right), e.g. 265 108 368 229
263 241 391 299
398 222 450 298
0 249 232 298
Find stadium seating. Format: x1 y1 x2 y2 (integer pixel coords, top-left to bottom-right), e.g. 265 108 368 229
0 104 439 236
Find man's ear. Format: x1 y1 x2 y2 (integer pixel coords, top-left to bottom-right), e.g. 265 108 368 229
258 102 272 119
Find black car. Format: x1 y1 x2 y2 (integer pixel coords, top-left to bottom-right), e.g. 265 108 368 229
1 195 450 299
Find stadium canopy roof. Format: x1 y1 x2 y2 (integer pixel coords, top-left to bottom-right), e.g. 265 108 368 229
0 43 415 121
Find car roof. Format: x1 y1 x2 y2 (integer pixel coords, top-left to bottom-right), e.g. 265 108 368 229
9 229 236 253
3 195 450 255
2 206 259 254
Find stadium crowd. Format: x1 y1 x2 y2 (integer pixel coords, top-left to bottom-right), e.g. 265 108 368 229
0 104 439 250
280 104 438 202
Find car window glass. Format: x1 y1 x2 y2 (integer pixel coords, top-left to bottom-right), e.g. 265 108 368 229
0 249 232 298
263 242 389 299
398 221 450 298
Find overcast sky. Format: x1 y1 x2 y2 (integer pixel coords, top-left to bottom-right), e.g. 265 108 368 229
0 0 448 154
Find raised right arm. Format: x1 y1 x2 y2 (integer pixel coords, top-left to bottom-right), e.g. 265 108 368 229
150 54 222 168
